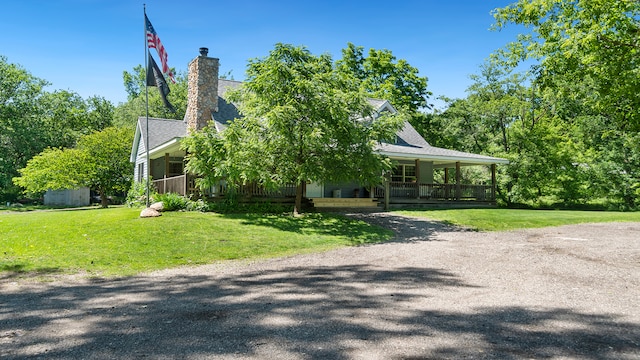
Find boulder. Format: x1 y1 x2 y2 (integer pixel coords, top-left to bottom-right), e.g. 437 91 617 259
140 207 162 218
149 201 164 212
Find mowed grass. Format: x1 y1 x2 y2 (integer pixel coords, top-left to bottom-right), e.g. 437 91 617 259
0 207 392 277
394 208 640 231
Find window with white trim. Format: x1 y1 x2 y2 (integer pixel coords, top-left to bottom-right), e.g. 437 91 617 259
391 165 416 182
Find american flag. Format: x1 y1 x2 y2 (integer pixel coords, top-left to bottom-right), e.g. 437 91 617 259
145 14 176 83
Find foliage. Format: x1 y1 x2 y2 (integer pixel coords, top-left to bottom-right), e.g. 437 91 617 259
0 207 392 277
395 208 640 231
13 127 134 207
0 57 49 201
153 192 189 211
113 66 187 129
493 0 640 131
0 56 114 202
207 199 294 215
336 43 432 129
125 179 158 208
489 0 640 209
183 43 405 214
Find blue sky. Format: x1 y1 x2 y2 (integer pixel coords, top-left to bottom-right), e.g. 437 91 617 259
1 1 524 108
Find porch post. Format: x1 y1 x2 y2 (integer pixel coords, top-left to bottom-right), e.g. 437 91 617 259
444 168 450 200
415 159 420 198
455 162 461 201
164 153 170 178
384 176 390 211
491 164 497 202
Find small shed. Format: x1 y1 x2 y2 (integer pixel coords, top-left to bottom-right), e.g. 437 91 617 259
44 188 90 207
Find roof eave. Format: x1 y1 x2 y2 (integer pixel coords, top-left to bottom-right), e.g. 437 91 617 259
147 138 183 158
379 150 510 165
129 122 143 163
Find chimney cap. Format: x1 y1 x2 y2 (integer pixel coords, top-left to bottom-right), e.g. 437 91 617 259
199 47 209 56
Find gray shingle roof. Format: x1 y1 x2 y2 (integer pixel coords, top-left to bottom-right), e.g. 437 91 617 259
213 79 242 128
137 117 187 151
377 121 508 164
134 80 507 165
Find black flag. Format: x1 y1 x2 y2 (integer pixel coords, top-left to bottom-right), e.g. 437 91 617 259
147 53 176 112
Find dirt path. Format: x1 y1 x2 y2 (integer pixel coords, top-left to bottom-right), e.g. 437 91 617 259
2 213 639 359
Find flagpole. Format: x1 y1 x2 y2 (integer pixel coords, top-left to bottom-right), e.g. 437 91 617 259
144 4 151 208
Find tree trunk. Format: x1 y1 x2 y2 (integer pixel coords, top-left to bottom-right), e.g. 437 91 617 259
294 180 304 216
100 192 109 208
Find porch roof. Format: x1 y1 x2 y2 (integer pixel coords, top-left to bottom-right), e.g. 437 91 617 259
376 122 509 166
131 117 187 162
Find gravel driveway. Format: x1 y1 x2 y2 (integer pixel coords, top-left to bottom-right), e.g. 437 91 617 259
2 213 639 359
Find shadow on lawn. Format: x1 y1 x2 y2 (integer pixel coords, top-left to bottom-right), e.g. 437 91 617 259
230 212 394 245
0 263 62 281
2 264 638 359
230 212 470 245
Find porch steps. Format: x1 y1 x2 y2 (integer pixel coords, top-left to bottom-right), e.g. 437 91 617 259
311 198 381 210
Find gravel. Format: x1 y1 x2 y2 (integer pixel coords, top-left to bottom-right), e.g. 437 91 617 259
1 212 639 359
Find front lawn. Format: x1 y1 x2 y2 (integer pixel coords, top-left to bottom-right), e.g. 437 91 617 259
394 208 640 231
0 207 391 277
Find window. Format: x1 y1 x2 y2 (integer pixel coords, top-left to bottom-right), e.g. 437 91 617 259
391 165 416 182
168 158 184 177
137 163 145 182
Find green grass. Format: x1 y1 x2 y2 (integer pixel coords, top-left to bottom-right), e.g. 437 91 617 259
395 208 640 231
0 207 392 277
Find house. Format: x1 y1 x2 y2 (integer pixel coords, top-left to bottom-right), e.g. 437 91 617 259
130 48 508 209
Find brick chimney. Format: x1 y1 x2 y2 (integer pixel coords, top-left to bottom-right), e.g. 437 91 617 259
184 47 219 132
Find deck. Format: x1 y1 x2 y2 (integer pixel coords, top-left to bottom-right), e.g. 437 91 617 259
153 176 495 209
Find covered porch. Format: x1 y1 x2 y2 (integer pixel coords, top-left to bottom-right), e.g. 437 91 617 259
373 158 502 209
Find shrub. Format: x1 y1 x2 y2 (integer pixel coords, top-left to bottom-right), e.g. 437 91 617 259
207 198 294 214
154 192 189 211
126 180 157 208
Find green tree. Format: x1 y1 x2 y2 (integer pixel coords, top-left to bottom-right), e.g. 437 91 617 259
0 56 116 202
183 43 404 214
0 56 49 201
434 61 596 206
114 66 187 129
337 43 431 112
493 0 640 209
14 127 134 207
336 43 431 132
38 91 114 149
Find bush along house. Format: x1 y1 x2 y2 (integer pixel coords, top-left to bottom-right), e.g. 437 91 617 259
130 48 509 210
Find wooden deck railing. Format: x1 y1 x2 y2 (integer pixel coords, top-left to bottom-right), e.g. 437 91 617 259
220 182 297 198
153 175 196 196
374 182 494 202
154 177 494 203
153 175 297 198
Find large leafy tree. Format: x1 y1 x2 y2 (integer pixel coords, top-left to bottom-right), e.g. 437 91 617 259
434 61 595 206
493 0 640 209
183 43 403 214
39 90 114 149
0 56 49 201
1 57 113 202
493 0 640 129
337 43 431 132
14 127 134 207
113 65 187 129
